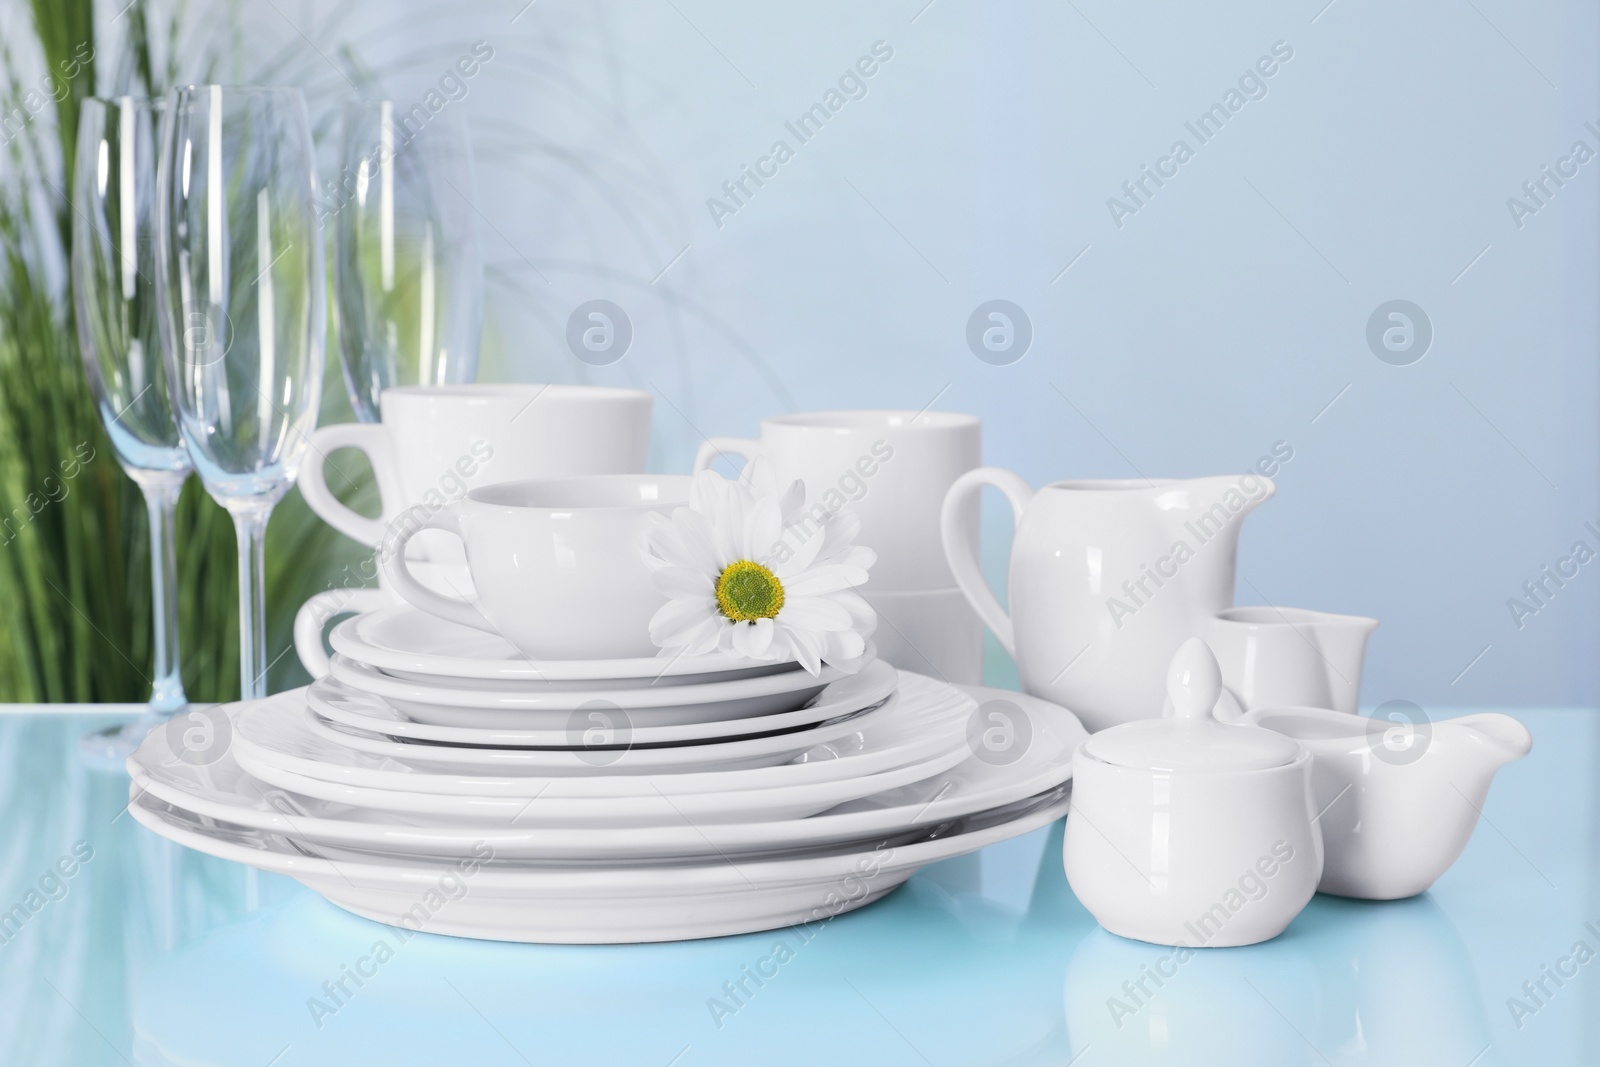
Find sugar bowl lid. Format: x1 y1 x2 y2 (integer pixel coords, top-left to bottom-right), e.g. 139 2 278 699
1080 638 1302 771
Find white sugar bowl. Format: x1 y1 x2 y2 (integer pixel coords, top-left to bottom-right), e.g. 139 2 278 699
1063 638 1324 948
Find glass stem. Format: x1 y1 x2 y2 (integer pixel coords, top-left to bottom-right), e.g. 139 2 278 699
231 504 273 701
142 474 189 713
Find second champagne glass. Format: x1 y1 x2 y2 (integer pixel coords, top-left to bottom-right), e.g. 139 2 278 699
156 85 325 700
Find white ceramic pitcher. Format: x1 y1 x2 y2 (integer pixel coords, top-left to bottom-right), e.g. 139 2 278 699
941 472 1274 731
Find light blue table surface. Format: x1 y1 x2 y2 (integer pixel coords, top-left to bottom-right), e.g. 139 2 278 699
0 705 1591 1066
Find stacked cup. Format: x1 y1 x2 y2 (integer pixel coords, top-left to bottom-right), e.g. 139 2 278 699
294 384 653 674
695 411 985 683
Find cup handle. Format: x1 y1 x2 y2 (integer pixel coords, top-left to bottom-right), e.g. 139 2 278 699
940 467 1034 657
378 506 496 634
298 424 399 548
293 588 391 678
692 437 759 474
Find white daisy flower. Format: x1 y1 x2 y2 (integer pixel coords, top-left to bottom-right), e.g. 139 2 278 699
644 462 877 676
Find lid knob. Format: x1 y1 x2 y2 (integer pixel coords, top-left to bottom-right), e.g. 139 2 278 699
1167 638 1222 721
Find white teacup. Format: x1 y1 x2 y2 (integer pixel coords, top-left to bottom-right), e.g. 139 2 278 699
693 410 980 592
381 474 690 661
300 384 652 565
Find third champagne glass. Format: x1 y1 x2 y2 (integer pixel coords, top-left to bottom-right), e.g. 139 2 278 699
333 101 481 422
156 85 325 700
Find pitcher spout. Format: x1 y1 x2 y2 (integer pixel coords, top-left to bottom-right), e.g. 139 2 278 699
1447 713 1534 771
1158 473 1275 547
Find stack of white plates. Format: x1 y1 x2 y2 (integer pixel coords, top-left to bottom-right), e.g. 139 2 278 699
128 605 1085 943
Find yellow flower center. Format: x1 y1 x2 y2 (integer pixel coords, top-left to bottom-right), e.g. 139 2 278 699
715 560 785 622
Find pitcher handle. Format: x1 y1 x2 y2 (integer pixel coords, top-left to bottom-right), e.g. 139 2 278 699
693 437 759 474
298 424 399 548
941 467 1034 657
378 507 496 634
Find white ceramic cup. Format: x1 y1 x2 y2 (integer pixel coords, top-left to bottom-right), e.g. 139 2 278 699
693 411 980 592
380 474 690 660
866 587 983 685
300 384 653 562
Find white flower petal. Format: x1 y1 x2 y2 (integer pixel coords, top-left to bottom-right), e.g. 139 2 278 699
675 508 726 572
679 616 727 656
654 566 714 600
783 624 825 676
649 596 716 644
777 595 853 632
819 507 861 559
731 617 777 658
783 563 870 597
742 496 784 563
825 628 866 663
779 479 807 525
831 588 879 637
776 517 826 575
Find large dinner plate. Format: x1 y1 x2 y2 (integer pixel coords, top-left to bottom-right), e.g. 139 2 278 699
128 786 1070 943
306 658 899 749
131 685 1086 861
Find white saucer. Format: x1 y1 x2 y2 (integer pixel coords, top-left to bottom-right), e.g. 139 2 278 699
230 676 971 798
307 658 900 748
130 686 1085 861
128 787 1070 943
331 604 802 685
328 653 846 727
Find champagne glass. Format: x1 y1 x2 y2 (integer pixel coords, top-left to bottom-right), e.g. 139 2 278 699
155 85 325 700
332 101 481 422
72 96 189 758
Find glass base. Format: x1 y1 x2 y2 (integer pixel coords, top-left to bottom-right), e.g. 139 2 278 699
78 711 172 772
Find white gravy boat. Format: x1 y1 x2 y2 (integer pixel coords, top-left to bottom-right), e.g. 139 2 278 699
1243 706 1532 899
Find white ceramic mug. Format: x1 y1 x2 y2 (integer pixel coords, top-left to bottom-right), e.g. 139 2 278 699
300 384 653 563
693 411 980 592
380 474 690 660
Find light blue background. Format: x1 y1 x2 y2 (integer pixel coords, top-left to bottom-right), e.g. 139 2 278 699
280 0 1598 707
